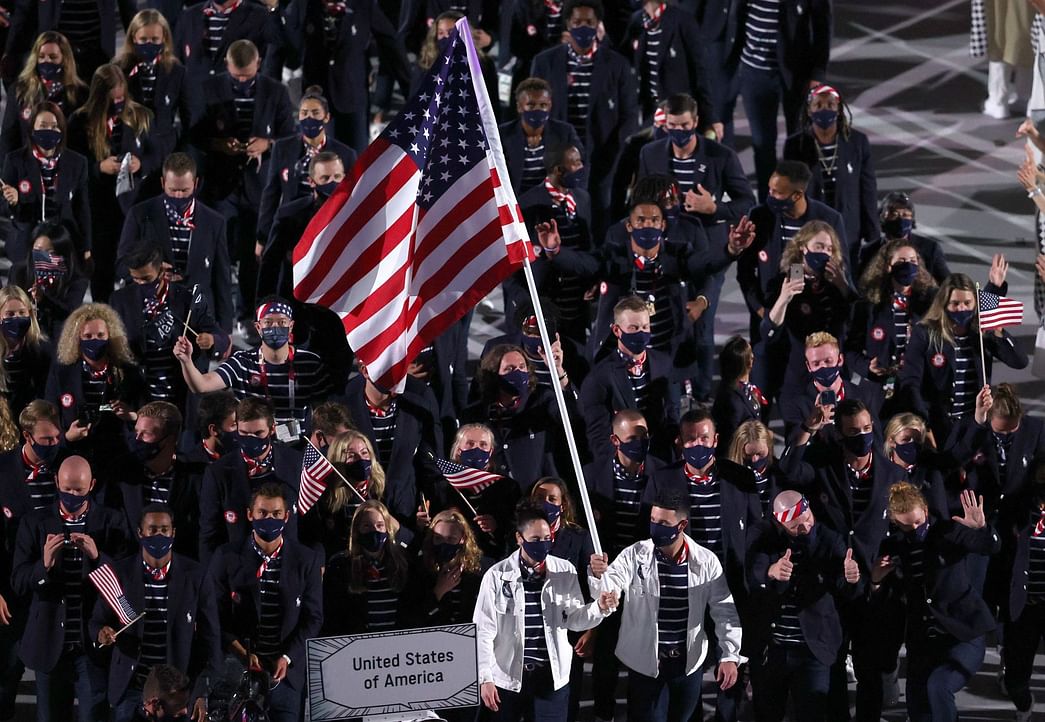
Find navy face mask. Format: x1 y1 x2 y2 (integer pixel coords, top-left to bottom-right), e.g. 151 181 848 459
746 456 770 474
433 541 462 564
569 25 597 48
810 109 838 129
360 529 388 552
32 129 62 151
459 447 491 470
30 438 59 465
59 490 88 514
947 309 974 328
617 437 650 463
882 217 913 239
561 168 584 189
890 261 918 287
134 42 163 63
811 364 841 387
667 128 695 147
521 110 549 130
218 430 239 454
165 193 193 214
1 316 30 343
631 226 661 250
541 501 562 526
140 533 174 559
499 368 530 400
521 538 553 563
261 326 290 350
299 117 324 139
765 194 795 216
131 435 164 463
252 517 285 542
893 441 920 466
649 521 681 548
804 251 830 275
80 338 109 361
315 181 338 199
682 444 715 470
37 62 62 81
344 458 372 482
238 433 270 460
842 431 874 457
618 330 651 355
908 520 930 542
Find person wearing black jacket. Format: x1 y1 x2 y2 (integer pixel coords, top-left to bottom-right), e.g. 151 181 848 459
858 191 951 284
499 77 584 196
1 102 92 264
9 222 88 346
117 152 234 333
728 0 832 196
745 490 863 722
870 484 1000 722
695 0 740 145
255 88 356 249
499 0 567 102
200 482 323 722
89 504 207 722
783 84 879 271
712 336 767 455
190 40 295 325
0 285 54 418
0 400 63 716
11 455 135 722
621 0 718 134
198 398 302 564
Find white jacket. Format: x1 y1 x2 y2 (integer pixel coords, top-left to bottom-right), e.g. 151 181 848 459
472 551 609 692
589 536 743 678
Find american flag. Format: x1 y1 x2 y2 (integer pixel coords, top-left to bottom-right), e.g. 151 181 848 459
88 563 140 626
436 457 501 493
292 18 532 392
298 443 334 515
978 289 1024 330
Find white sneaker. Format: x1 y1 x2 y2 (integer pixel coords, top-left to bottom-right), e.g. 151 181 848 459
845 654 856 683
983 99 1011 119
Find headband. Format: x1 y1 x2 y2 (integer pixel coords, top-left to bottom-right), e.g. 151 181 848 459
774 496 809 523
256 301 293 322
653 107 666 128
808 84 841 103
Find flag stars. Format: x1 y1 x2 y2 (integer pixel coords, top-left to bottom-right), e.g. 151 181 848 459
409 143 421 154
457 154 469 164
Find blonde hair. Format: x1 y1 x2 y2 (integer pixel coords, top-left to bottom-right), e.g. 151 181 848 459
920 273 977 349
858 238 936 306
348 500 408 593
418 11 465 70
0 396 19 453
325 430 386 514
423 509 483 575
887 481 927 516
882 413 927 458
726 420 774 466
16 32 87 110
450 423 494 460
0 285 47 349
76 64 152 161
117 10 177 72
805 331 840 351
779 220 847 274
56 303 136 367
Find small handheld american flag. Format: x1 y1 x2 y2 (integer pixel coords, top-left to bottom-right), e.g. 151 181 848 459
436 457 501 494
298 443 335 515
978 289 1024 331
88 563 140 626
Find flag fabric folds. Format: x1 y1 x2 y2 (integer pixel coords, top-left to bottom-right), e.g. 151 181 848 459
292 18 532 392
88 563 140 626
298 443 335 515
978 289 1024 330
436 457 501 494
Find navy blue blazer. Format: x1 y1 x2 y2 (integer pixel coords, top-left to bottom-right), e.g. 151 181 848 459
621 5 717 124
1 146 92 261
117 58 191 158
579 347 680 462
0 446 60 601
191 72 296 205
783 128 879 268
0 84 87 160
777 442 902 570
175 0 278 116
727 0 832 91
638 137 756 245
583 452 664 554
695 0 737 43
332 374 445 524
256 134 356 240
945 415 1045 514
746 520 861 665
198 444 303 564
201 535 323 690
530 44 639 159
858 231 951 285
88 552 207 704
844 289 935 381
499 118 584 196
643 458 761 604
778 377 883 439
735 200 847 320
0 337 54 419
11 501 135 671
287 0 411 116
258 194 318 300
1002 505 1045 621
711 380 767 456
117 195 234 331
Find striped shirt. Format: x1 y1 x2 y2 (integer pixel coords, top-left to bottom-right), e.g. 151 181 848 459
523 350 554 389
133 563 170 688
145 469 173 506
670 155 697 194
23 453 57 510
780 216 804 247
655 546 689 653
544 3 563 43
62 515 87 649
522 571 549 665
367 400 397 470
365 561 399 631
753 471 771 515
631 262 673 350
133 62 158 107
566 48 592 140
232 82 256 141
891 294 909 364
771 545 806 646
741 0 780 71
56 0 101 47
619 350 649 413
81 364 111 410
642 24 663 104
846 462 873 520
163 198 194 275
142 301 180 403
949 335 975 418
215 348 331 424
547 201 588 324
900 537 941 637
253 542 283 658
5 351 27 408
521 141 545 193
816 141 838 207
687 478 723 559
611 457 646 553
1028 532 1045 600
205 2 234 57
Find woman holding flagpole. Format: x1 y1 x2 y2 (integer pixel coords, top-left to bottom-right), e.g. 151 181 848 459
898 266 1027 445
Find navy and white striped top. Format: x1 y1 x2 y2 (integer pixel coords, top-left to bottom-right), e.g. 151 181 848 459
687 480 723 559
232 83 256 141
771 545 806 646
134 63 158 107
1027 532 1045 600
254 546 283 658
62 516 87 649
521 142 545 193
741 0 780 71
56 0 101 47
367 400 397 470
145 469 173 506
544 3 563 43
566 49 592 140
163 198 193 275
612 457 646 553
205 3 233 57
846 463 873 520
23 457 57 511
670 155 697 193
215 348 331 424
655 547 689 653
642 25 662 103
365 561 399 631
619 349 650 413
631 265 673 350
779 217 804 247
80 364 111 410
891 294 909 364
949 334 975 418
817 141 838 207
134 564 170 688
522 573 549 665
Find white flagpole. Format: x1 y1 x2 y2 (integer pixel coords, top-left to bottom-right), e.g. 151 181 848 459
302 436 367 503
975 282 988 387
458 19 602 555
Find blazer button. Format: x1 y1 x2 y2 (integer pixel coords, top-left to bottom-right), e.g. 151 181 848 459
926 598 932 604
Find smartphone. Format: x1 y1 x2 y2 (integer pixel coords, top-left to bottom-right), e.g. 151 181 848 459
818 389 837 406
789 263 804 284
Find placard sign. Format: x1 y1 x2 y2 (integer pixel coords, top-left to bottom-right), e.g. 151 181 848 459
307 624 478 720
